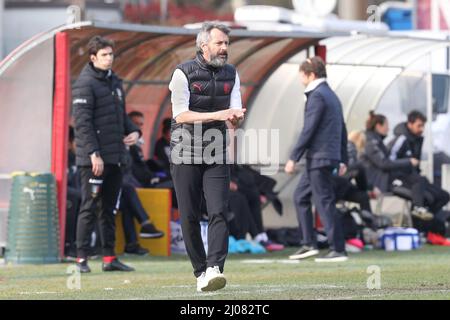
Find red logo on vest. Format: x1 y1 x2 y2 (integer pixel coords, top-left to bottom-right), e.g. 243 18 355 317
192 83 202 93
224 83 231 95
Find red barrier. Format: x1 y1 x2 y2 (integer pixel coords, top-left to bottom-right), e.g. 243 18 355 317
52 32 70 259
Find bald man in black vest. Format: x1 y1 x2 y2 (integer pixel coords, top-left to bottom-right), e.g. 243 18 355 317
169 22 246 292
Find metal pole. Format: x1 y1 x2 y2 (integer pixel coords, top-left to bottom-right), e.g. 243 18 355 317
160 0 168 24
338 0 368 20
71 0 86 20
410 0 418 30
447 35 450 71
426 54 434 182
431 0 439 31
0 0 4 60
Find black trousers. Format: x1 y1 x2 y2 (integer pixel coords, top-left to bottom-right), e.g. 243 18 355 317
423 182 450 214
398 174 427 208
334 176 372 213
228 191 259 240
65 187 81 254
76 165 123 258
399 174 450 213
171 163 230 278
232 166 265 236
294 166 345 253
345 163 369 191
236 184 264 237
120 183 149 245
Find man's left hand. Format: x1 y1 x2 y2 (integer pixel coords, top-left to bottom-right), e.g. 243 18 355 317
227 108 246 128
123 132 139 146
285 160 296 174
227 118 239 129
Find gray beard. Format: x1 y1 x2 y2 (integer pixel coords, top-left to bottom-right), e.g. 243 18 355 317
208 54 228 68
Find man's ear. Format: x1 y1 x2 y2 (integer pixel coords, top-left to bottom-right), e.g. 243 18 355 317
201 43 208 54
90 54 96 63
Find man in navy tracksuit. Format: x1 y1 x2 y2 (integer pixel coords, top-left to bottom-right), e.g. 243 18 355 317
285 57 349 262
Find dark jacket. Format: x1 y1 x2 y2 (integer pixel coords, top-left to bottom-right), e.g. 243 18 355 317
388 122 423 175
361 130 412 192
347 141 359 167
170 52 236 164
72 62 140 166
67 149 80 190
154 136 171 171
290 82 348 167
129 144 155 187
344 141 370 191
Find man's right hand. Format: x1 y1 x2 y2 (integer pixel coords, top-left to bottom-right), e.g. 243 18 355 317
215 109 246 122
91 153 104 176
410 158 420 167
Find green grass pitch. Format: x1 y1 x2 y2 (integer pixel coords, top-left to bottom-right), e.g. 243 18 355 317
1 245 449 300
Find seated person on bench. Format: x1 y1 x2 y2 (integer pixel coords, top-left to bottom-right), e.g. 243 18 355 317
362 111 418 196
117 112 167 255
389 110 450 246
334 130 391 229
128 112 177 208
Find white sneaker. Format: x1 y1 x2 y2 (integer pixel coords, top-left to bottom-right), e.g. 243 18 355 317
197 266 226 292
411 207 434 221
196 272 206 292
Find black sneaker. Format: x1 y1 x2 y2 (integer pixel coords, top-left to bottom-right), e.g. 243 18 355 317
76 258 91 273
140 223 164 239
124 243 149 256
314 250 348 263
288 245 319 260
102 258 135 272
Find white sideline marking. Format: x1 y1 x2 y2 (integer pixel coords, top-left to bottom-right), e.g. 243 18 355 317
162 284 344 289
155 284 344 299
19 291 58 295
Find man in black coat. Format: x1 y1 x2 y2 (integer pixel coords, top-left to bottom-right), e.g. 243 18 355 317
389 111 449 214
388 111 425 176
285 57 348 262
389 111 450 235
72 36 140 273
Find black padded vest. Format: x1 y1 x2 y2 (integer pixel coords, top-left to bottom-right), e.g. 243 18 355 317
170 53 236 164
